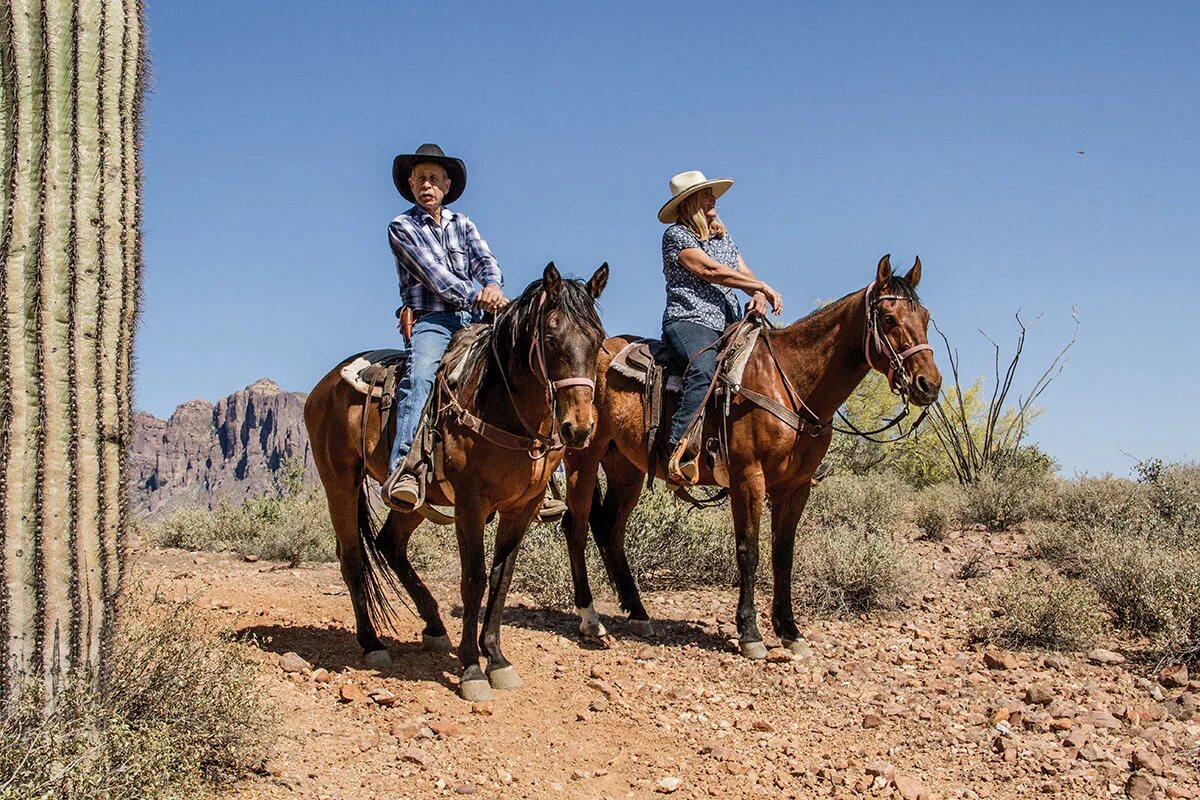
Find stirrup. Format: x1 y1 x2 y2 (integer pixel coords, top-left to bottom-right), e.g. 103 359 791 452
667 438 699 486
381 468 423 512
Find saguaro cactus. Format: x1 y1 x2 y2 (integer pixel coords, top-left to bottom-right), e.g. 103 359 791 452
1 0 145 699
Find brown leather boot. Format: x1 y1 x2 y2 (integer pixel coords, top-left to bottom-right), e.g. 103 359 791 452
667 438 699 485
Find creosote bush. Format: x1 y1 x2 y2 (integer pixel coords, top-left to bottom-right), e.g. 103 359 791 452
792 527 908 615
0 595 273 799
914 483 963 540
802 473 906 536
980 571 1106 650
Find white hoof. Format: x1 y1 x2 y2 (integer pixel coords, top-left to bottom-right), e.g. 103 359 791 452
364 649 392 670
487 665 523 690
782 638 814 658
739 640 768 660
577 605 609 639
628 618 656 638
421 633 454 652
459 678 494 703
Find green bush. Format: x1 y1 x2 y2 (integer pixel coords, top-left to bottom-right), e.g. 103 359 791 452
620 487 735 591
914 483 963 540
793 527 908 614
981 571 1106 650
802 472 906 537
1085 536 1200 639
1050 476 1157 540
0 596 273 799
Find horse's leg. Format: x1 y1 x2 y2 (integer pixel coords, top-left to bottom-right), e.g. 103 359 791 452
480 502 539 690
453 500 492 701
322 478 390 667
731 468 768 659
591 452 652 635
377 509 451 651
562 450 608 640
769 483 812 655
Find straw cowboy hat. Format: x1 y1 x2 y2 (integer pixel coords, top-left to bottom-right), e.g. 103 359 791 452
393 142 468 205
657 170 734 223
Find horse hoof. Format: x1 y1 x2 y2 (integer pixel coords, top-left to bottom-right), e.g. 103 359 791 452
487 665 523 690
577 605 609 639
628 619 656 638
363 649 392 670
739 640 768 660
459 678 494 703
782 638 814 659
421 633 453 652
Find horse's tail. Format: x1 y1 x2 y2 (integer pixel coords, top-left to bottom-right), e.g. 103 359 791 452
355 485 406 633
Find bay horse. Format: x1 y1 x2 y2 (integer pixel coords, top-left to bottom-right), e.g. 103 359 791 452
561 255 941 657
305 263 608 700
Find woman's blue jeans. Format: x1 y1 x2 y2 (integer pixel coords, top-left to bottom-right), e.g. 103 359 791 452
662 319 722 448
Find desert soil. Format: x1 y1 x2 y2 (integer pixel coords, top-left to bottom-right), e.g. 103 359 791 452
133 524 1199 800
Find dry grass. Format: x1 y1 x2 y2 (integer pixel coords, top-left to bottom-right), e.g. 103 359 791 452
0 594 273 799
914 483 963 541
979 570 1106 650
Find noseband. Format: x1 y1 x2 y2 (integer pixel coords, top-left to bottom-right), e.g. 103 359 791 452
863 285 933 397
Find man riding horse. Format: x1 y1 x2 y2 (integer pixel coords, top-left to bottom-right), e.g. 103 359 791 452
381 143 563 519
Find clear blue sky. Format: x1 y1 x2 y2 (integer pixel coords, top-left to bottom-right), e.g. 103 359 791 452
137 1 1199 476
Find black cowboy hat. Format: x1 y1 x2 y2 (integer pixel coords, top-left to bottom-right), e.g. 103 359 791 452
392 143 467 205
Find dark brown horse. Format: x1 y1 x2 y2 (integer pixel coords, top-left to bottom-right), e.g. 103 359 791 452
305 263 608 700
561 255 941 657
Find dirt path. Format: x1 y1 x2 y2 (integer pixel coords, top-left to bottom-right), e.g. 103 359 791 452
135 526 1199 800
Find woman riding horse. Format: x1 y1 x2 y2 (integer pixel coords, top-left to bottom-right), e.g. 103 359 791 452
657 171 785 484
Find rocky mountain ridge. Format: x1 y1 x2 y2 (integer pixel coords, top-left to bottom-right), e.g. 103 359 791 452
131 378 318 517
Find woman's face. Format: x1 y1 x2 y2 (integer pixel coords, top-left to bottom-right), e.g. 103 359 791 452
695 188 718 218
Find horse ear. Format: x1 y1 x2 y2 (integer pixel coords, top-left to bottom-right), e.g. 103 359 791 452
875 254 893 289
905 256 922 288
588 262 609 298
542 261 561 296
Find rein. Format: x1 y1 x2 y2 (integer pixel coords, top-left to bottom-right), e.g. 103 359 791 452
441 289 596 459
738 284 932 443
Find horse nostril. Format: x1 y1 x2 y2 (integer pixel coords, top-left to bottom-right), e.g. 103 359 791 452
561 421 575 440
914 375 931 395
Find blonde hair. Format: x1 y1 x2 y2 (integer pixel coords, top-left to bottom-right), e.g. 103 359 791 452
675 192 726 241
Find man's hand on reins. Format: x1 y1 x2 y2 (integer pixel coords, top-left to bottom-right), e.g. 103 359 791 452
476 283 508 313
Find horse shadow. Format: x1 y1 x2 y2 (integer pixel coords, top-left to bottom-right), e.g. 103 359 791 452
477 603 734 654
238 623 459 691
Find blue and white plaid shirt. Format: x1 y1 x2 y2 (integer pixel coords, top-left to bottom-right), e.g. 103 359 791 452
389 205 504 313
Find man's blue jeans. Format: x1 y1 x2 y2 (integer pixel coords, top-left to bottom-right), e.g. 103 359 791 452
662 319 722 448
389 310 475 473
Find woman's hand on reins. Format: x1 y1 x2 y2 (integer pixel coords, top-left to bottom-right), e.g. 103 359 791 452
756 283 784 316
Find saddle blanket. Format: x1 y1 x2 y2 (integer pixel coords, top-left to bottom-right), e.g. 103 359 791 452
339 323 490 398
608 325 761 392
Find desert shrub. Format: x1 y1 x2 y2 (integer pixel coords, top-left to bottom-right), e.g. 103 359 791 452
793 527 908 614
959 451 1054 532
957 548 991 580
0 596 272 799
1137 459 1200 545
980 571 1106 650
1085 536 1200 637
620 488 735 591
512 521 590 609
1027 522 1092 576
1050 475 1157 540
914 482 963 540
802 472 907 537
149 463 335 566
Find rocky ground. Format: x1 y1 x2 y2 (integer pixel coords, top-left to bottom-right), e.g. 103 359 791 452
135 523 1200 800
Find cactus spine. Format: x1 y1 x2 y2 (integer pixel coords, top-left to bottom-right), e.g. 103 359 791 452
0 0 144 699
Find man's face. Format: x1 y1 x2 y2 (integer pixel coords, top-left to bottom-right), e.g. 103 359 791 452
408 162 451 211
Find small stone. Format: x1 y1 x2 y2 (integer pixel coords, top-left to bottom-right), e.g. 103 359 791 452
1087 648 1126 666
766 648 794 663
244 554 259 562
311 668 331 683
984 650 1019 670
1077 710 1121 729
453 783 476 794
656 776 682 793
1159 664 1189 689
894 774 926 800
496 768 513 785
590 696 609 713
339 684 369 703
429 720 461 737
368 688 398 706
390 721 421 739
1044 654 1070 670
1126 773 1155 799
862 713 883 728
865 761 895 779
1132 749 1164 775
1064 729 1089 749
572 769 591 780
278 652 311 674
752 720 774 732
400 746 431 767
1025 685 1055 706
635 646 656 660
470 702 493 716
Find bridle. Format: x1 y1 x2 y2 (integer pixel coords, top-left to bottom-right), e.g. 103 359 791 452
863 284 934 398
442 288 598 459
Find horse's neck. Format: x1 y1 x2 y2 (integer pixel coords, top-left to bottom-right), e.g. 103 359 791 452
477 337 551 434
767 289 873 421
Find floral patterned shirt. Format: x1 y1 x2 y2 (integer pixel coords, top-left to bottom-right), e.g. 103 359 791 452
661 223 744 331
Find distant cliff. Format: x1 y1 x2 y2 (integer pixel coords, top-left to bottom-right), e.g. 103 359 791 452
130 379 317 517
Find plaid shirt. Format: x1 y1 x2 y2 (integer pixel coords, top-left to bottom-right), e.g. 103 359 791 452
389 205 503 313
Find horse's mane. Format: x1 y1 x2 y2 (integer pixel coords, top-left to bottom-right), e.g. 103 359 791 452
493 277 605 354
784 274 921 331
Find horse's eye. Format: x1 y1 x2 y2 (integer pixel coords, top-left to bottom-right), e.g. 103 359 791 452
884 315 898 326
